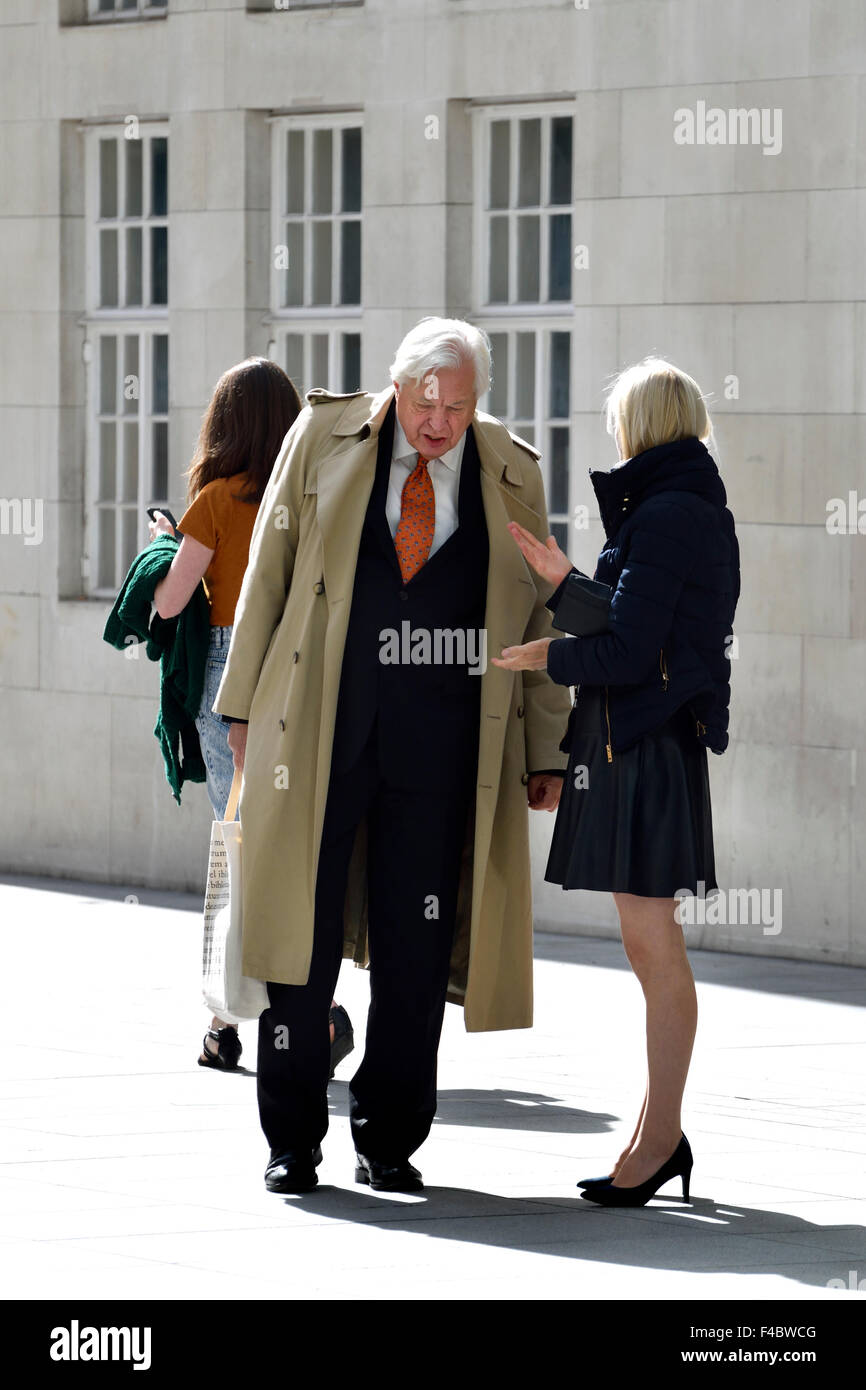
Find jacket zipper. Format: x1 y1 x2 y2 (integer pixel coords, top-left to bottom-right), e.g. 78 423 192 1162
660 648 669 691
604 685 613 762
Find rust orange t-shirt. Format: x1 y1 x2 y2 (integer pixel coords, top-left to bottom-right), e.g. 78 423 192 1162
178 476 260 626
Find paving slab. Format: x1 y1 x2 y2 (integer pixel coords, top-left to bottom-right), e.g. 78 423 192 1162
1 875 864 1303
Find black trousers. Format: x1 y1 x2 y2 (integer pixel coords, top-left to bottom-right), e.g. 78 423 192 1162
256 721 476 1163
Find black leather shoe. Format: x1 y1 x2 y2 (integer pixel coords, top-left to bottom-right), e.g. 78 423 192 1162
354 1153 423 1192
264 1145 323 1194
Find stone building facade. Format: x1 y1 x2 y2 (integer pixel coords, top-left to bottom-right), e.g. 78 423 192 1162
1 0 864 964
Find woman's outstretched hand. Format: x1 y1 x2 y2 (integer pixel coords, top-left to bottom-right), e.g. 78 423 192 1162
507 521 572 588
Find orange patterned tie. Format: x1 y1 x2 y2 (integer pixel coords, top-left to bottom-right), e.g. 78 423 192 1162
394 454 436 583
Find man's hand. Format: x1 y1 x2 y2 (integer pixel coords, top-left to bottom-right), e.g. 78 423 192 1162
491 637 552 672
227 721 248 772
527 774 562 812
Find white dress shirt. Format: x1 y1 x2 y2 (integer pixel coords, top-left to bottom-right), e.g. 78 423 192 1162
386 416 467 560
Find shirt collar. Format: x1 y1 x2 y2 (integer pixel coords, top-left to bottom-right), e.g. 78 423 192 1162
392 416 466 473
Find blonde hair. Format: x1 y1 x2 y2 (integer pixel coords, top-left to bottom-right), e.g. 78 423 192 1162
605 357 712 461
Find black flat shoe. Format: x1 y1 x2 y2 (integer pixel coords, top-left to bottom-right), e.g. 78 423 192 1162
329 1004 354 1080
355 1153 423 1192
264 1145 323 1194
580 1135 693 1208
198 1026 242 1071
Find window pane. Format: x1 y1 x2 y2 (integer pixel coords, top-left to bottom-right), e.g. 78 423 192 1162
487 333 508 418
98 509 116 590
284 333 304 389
549 213 571 301
312 220 332 304
152 335 169 414
152 421 168 500
340 220 361 305
341 127 362 213
516 215 540 301
286 130 305 215
150 225 168 304
100 336 117 414
549 426 569 514
550 331 571 417
150 137 168 217
488 217 509 302
551 519 568 553
122 509 139 571
283 222 304 307
550 116 573 205
125 226 143 305
489 120 510 209
99 140 117 218
122 422 138 502
125 138 142 216
515 332 535 418
312 129 333 215
517 119 541 207
100 229 118 306
99 422 116 500
342 332 361 393
123 335 140 415
311 334 329 390
518 424 535 445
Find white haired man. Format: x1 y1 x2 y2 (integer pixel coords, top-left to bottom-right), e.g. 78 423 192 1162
216 317 571 1193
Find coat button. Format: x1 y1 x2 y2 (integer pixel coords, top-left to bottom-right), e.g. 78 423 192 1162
521 772 530 786
517 705 525 718
398 589 408 601
278 719 285 731
292 651 299 663
313 581 324 595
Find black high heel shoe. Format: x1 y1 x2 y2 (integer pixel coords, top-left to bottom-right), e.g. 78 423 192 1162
580 1135 692 1207
577 1173 614 1189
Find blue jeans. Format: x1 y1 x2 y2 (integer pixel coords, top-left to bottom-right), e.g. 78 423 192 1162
195 626 235 820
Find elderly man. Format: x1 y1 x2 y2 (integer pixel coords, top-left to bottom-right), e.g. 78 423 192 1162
216 317 570 1193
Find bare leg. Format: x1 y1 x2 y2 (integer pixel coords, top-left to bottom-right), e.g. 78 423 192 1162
609 1081 647 1181
609 892 697 1189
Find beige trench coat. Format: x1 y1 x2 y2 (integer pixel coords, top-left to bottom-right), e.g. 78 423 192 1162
213 385 571 1032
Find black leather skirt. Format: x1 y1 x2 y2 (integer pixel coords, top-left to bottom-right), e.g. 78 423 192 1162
545 686 717 898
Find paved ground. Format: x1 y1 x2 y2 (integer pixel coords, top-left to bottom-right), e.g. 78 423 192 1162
1 874 865 1302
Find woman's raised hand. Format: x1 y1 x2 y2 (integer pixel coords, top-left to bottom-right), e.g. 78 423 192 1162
507 521 572 588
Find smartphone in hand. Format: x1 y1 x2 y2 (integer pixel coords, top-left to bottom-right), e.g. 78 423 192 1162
147 505 178 530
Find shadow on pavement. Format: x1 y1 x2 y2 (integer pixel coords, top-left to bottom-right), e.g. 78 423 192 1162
277 1183 866 1291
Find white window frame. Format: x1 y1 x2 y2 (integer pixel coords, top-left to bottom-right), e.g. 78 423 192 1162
478 319 573 547
269 322 362 398
268 112 363 318
472 100 575 318
89 0 167 20
82 121 170 598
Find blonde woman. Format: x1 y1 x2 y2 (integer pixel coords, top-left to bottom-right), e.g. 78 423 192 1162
493 358 740 1207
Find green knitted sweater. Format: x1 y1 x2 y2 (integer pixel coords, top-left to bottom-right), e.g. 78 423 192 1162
103 534 210 804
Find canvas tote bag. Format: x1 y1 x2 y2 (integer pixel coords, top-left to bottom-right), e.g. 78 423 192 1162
201 766 269 1023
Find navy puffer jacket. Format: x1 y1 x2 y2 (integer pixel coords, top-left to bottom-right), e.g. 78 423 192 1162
546 437 740 755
